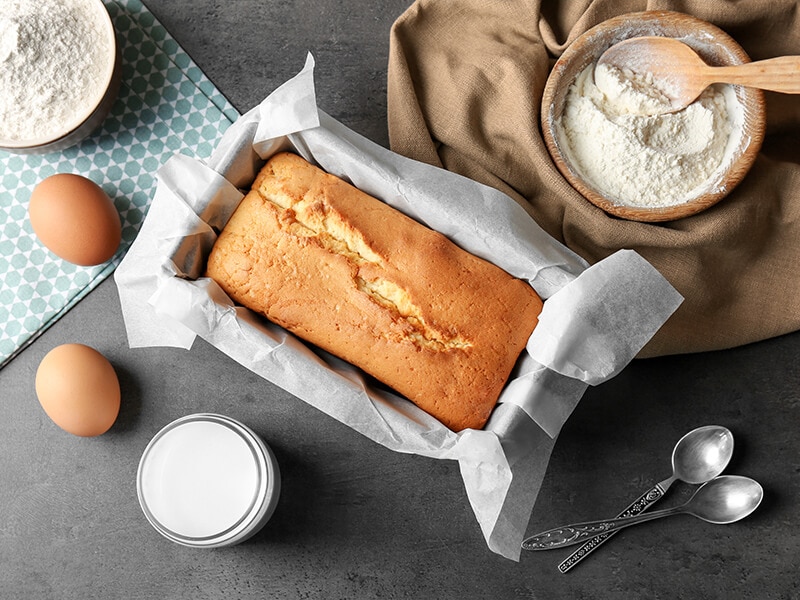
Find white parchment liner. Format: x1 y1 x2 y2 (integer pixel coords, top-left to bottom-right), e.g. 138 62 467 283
115 55 683 560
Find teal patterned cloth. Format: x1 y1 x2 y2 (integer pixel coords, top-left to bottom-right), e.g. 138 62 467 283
0 0 239 367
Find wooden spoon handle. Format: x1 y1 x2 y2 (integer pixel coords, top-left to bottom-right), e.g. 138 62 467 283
710 56 800 93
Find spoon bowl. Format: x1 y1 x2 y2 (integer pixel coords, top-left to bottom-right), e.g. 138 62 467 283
672 425 734 484
689 476 764 525
523 476 764 551
597 36 800 115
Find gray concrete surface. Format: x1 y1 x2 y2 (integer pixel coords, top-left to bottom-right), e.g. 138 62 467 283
1 1 799 598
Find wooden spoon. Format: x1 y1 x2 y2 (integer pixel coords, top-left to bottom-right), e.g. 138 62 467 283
597 36 800 114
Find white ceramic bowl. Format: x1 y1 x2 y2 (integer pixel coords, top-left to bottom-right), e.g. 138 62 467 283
541 11 766 222
0 0 120 155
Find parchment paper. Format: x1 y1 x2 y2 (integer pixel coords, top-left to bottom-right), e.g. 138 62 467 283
115 54 682 560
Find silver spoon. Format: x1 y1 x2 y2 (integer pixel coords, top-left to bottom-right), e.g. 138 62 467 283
557 424 734 572
522 475 763 551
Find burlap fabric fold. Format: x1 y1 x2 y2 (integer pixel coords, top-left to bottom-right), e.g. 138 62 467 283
387 0 800 357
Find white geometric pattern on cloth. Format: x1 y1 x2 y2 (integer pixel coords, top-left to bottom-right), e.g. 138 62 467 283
0 0 239 367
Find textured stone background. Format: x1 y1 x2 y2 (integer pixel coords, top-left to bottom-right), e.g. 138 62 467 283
1 1 798 598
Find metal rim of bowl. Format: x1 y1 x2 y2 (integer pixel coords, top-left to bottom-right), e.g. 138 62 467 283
540 10 767 223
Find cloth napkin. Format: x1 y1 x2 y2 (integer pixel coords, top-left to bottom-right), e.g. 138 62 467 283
0 0 238 368
387 0 800 357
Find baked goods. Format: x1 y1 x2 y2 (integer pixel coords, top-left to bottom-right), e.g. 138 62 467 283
206 152 543 431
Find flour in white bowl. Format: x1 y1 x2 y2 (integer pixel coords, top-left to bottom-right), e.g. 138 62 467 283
0 0 114 144
555 62 743 208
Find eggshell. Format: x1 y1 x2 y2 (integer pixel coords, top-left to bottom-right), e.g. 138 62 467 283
29 173 122 266
35 344 121 437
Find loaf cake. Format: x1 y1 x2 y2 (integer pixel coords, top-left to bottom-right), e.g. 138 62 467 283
205 152 543 431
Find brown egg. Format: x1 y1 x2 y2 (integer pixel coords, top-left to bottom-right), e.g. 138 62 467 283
29 173 121 266
35 344 121 437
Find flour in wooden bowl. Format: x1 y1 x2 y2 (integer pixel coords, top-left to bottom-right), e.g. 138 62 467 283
555 63 744 209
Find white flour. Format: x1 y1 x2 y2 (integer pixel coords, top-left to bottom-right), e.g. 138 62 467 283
555 62 742 208
0 0 114 143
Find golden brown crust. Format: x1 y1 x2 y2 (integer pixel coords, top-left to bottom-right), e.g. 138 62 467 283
206 152 543 431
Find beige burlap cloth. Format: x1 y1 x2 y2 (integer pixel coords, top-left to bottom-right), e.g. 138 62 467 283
387 0 800 357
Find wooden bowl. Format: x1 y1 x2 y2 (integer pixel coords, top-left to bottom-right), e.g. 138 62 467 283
541 11 766 222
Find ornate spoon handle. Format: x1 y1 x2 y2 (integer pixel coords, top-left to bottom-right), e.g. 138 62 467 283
521 504 684 550
557 476 675 573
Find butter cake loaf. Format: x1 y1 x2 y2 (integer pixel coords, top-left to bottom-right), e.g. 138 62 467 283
206 152 543 431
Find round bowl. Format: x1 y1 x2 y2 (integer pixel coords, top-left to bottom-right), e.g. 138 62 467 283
0 0 120 155
541 11 766 222
137 414 281 548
